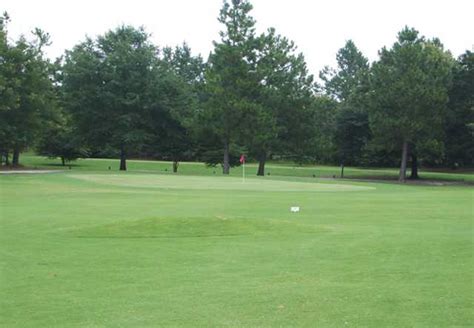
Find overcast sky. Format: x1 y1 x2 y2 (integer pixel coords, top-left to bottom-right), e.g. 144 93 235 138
3 0 473 76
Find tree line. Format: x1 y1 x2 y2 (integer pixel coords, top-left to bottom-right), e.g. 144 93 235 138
1 1 472 181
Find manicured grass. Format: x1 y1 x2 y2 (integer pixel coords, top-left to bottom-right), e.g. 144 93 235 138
0 157 473 326
18 153 474 182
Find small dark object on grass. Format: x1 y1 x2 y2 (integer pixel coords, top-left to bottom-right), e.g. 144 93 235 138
69 165 72 170
267 172 271 176
312 174 316 178
165 168 168 172
333 175 336 179
108 166 111 170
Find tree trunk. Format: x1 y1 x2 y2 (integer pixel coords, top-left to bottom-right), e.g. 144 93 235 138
4 152 9 166
61 157 66 166
223 141 230 175
340 162 345 179
172 160 179 173
119 146 127 171
399 140 408 182
12 147 20 166
257 152 266 176
409 154 419 179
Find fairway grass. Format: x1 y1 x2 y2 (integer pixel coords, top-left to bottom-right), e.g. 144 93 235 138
1 171 473 327
69 173 375 192
17 153 474 183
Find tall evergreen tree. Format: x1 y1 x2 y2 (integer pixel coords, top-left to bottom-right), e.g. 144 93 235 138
249 28 315 175
369 27 453 181
202 0 258 174
162 43 205 87
320 40 370 171
320 40 369 102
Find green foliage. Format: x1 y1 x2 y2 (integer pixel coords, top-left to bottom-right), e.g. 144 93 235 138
0 14 57 165
202 2 315 175
36 113 87 165
369 27 454 179
320 40 369 102
444 51 474 167
62 26 158 169
0 13 12 158
0 13 12 115
2 5 472 174
370 28 453 143
334 106 370 165
199 144 243 168
162 43 205 87
151 44 205 169
304 96 338 164
248 28 315 173
200 0 259 173
320 40 371 166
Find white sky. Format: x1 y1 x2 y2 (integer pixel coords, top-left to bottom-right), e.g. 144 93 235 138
3 0 473 76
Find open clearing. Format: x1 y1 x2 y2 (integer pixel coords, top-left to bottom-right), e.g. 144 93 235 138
0 165 472 327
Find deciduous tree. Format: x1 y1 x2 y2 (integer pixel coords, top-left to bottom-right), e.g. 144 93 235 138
0 13 56 166
63 26 157 170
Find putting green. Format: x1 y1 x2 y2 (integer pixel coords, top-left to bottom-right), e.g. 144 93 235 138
68 173 375 192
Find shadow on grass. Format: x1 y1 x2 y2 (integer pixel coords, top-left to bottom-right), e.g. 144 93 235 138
42 163 80 168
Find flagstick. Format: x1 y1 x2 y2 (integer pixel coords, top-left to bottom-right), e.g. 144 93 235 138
242 161 245 183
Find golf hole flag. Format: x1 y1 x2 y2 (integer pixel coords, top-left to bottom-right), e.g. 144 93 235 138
240 154 246 182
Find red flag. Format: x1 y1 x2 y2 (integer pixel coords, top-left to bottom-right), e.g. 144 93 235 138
240 154 245 164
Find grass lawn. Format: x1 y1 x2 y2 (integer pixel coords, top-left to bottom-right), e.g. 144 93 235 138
1 156 473 327
17 153 474 183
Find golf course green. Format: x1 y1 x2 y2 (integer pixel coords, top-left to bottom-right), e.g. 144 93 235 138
0 158 472 327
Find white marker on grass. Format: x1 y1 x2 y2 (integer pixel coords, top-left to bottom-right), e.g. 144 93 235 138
290 206 300 213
